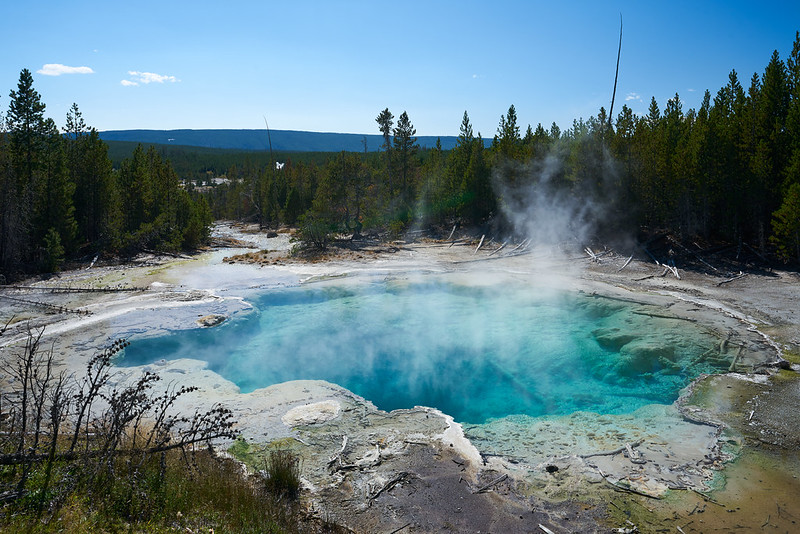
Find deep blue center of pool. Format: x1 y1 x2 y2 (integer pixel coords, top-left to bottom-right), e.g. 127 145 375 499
121 281 725 424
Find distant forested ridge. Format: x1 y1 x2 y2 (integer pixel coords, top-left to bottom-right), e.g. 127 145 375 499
98 128 477 153
2 32 799 281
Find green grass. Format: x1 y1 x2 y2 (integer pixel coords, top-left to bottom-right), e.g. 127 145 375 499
0 448 344 533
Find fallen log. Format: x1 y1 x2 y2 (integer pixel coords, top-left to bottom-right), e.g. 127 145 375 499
743 243 769 264
668 236 720 272
0 295 91 316
666 263 681 279
509 238 531 254
617 254 634 272
717 272 747 286
474 234 486 254
488 241 508 257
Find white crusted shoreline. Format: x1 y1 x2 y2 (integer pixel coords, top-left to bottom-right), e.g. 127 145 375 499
2 222 799 531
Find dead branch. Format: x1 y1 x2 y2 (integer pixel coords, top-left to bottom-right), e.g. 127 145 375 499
593 466 661 499
666 262 681 279
608 13 623 128
667 237 720 273
472 473 508 494
717 272 747 286
632 311 696 322
690 487 725 507
509 238 530 254
474 235 485 254
728 346 743 372
488 241 508 257
580 439 644 459
369 472 416 503
1 314 15 336
617 255 634 272
743 243 769 264
328 435 348 469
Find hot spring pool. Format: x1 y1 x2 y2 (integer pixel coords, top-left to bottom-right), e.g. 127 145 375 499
121 281 729 424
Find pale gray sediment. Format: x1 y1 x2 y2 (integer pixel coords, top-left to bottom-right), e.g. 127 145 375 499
1 223 798 532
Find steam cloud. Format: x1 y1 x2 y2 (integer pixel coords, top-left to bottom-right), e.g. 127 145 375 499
491 142 625 255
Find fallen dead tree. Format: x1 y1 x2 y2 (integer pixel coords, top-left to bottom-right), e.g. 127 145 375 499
0 285 143 293
0 294 92 315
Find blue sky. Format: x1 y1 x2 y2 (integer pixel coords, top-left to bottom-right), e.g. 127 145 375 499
2 1 799 137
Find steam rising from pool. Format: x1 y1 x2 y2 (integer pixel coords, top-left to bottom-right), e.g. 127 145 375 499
122 281 727 424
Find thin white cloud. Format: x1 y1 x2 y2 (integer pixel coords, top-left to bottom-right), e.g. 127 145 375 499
625 92 642 102
120 79 139 87
37 64 94 76
127 71 178 84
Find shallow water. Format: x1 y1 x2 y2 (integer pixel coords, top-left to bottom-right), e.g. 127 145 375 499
121 280 729 424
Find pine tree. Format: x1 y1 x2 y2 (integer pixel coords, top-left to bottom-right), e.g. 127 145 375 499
392 111 418 212
492 104 521 161
7 69 48 192
770 182 800 262
6 69 77 270
375 108 394 201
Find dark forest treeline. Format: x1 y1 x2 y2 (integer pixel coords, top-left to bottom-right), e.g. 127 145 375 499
207 33 800 263
2 33 799 281
0 69 212 280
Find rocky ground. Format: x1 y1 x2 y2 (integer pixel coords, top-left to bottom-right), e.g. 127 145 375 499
1 222 799 533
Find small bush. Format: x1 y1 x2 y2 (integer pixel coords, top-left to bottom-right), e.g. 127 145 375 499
263 448 301 501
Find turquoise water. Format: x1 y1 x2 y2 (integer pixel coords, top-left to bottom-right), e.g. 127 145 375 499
121 281 728 424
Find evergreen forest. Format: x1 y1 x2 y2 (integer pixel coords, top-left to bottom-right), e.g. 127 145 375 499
2 32 800 282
